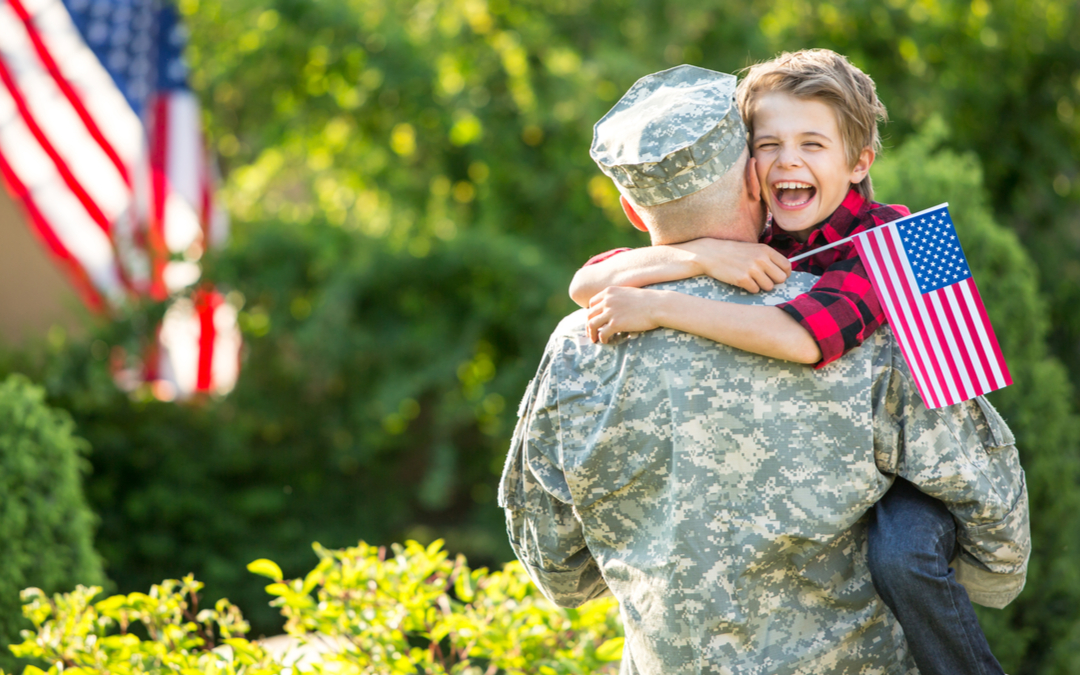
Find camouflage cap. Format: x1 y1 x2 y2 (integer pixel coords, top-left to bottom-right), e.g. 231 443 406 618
590 65 746 206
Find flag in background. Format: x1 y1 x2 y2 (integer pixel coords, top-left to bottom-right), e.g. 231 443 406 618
0 0 236 399
853 204 1011 409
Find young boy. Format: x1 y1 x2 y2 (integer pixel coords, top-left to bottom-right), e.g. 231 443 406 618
572 50 1006 675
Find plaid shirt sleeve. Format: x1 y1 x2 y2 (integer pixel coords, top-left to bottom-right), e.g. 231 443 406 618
777 256 886 369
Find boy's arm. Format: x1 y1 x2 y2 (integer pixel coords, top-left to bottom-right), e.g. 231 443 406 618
570 239 791 308
587 287 822 364
778 257 885 368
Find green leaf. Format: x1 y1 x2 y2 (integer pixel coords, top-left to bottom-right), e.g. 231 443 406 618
595 637 624 662
247 559 283 581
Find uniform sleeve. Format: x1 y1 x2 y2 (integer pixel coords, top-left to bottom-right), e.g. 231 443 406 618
777 257 887 368
498 353 610 608
872 338 1030 608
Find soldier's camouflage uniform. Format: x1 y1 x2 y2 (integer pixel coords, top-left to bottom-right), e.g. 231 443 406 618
499 273 1029 675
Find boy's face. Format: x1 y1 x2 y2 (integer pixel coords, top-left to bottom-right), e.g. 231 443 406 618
750 92 872 240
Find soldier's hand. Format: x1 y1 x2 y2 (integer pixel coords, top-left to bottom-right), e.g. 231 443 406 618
587 287 663 344
676 238 791 293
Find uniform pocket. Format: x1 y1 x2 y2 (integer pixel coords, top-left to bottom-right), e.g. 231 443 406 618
973 396 1015 450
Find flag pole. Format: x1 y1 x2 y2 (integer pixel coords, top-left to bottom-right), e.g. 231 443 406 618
786 202 949 262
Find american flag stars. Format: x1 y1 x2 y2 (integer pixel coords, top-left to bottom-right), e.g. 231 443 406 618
896 208 973 294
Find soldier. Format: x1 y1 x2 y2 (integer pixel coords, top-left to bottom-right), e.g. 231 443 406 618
499 66 1029 674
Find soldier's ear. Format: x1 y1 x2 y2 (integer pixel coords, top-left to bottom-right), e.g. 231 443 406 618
746 156 762 203
620 195 649 233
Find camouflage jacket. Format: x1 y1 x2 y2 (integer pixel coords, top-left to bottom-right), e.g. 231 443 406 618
499 273 1029 675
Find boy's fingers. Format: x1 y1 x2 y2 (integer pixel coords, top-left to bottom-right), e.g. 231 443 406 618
765 264 788 285
740 276 761 294
769 249 792 274
751 269 774 292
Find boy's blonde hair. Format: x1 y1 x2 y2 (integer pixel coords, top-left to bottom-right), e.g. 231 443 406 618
736 49 886 201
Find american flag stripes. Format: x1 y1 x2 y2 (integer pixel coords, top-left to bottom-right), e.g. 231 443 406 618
852 204 1011 409
0 0 236 398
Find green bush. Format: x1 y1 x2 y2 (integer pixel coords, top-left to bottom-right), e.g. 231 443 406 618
4 540 622 675
0 375 104 673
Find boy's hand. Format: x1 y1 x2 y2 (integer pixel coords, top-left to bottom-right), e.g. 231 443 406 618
676 238 791 293
587 287 666 344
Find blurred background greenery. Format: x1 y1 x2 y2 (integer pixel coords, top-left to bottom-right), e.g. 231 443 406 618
3 0 1080 672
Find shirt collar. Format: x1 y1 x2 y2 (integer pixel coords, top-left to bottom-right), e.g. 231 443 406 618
761 188 866 251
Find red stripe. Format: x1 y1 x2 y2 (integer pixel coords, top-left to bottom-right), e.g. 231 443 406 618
148 95 170 300
943 283 993 394
200 156 213 243
880 229 948 407
195 289 219 392
966 278 1012 386
858 230 938 408
919 280 967 404
0 52 112 235
934 286 980 397
8 0 131 187
0 151 105 312
952 280 996 390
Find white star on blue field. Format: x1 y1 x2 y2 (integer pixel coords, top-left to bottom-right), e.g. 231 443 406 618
63 0 190 117
896 207 972 295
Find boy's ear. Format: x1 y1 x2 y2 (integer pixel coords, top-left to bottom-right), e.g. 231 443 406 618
620 195 649 233
745 156 762 202
849 147 875 184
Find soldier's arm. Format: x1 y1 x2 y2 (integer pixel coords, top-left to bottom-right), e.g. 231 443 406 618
569 238 791 307
586 287 823 364
872 335 1030 608
498 359 611 608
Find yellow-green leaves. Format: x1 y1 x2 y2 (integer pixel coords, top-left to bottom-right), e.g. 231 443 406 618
246 559 283 581
595 636 625 661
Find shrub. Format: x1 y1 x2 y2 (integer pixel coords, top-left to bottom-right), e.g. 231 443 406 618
4 540 622 675
0 375 104 673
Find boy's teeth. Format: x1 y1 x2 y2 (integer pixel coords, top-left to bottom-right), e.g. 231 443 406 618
775 182 815 206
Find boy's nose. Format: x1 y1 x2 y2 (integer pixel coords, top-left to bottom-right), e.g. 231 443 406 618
777 145 803 168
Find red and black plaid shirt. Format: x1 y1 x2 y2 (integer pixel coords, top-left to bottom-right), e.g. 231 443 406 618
763 189 909 368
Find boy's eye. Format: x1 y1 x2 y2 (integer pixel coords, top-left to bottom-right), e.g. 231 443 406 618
755 142 778 150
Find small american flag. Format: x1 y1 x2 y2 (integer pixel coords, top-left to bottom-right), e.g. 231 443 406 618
852 203 1011 409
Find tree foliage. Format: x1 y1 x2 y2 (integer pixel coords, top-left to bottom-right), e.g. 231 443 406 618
3 0 1080 672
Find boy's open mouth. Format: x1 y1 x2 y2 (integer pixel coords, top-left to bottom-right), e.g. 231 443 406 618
773 181 816 208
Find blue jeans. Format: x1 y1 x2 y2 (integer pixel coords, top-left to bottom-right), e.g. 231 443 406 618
867 477 1004 675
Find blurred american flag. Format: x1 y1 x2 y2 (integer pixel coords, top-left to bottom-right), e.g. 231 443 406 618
0 0 236 398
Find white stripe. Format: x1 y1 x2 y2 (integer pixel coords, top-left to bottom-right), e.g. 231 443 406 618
958 278 1007 388
27 0 144 166
159 297 199 397
892 226 962 406
212 301 241 395
863 227 946 407
856 229 933 406
166 92 202 204
940 283 992 394
0 80 124 303
0 2 130 222
927 289 975 400
159 95 203 253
